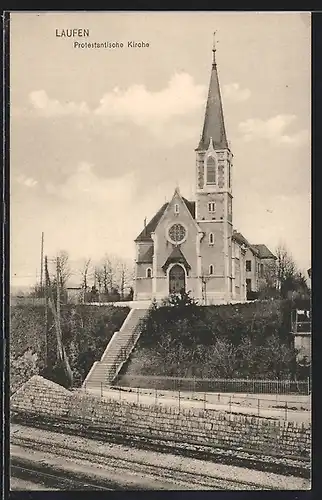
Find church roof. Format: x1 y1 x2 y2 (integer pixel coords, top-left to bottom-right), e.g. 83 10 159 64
135 203 168 242
232 231 251 247
232 232 276 259
251 244 277 260
196 38 228 151
137 245 154 263
135 198 195 242
182 198 196 218
162 246 191 272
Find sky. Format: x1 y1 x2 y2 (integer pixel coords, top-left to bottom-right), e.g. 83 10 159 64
10 11 311 289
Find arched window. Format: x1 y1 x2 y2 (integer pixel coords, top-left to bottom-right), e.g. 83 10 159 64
206 156 217 185
209 232 214 245
209 264 214 275
146 268 152 278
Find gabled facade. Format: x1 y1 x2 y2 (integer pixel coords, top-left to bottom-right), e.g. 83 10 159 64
134 36 276 304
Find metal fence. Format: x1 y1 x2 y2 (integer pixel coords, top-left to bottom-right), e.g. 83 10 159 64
113 375 310 396
82 382 311 422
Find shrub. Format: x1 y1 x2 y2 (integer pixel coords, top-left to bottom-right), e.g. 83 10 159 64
10 349 39 395
126 298 299 379
10 304 130 387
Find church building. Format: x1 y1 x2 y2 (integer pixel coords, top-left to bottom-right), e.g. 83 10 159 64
134 36 276 305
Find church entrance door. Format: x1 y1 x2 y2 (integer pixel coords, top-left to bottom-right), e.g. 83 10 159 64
169 265 185 294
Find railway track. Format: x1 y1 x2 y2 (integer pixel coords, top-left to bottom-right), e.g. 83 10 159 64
11 438 278 491
11 414 310 479
11 464 114 491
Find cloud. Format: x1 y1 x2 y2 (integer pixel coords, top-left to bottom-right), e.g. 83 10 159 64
26 74 206 145
39 161 182 262
223 83 251 102
14 173 38 188
29 90 90 117
278 129 309 145
94 73 206 126
238 114 309 146
45 161 135 203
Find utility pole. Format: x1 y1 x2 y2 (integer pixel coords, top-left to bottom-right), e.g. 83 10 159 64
44 255 49 369
40 232 44 294
56 256 61 358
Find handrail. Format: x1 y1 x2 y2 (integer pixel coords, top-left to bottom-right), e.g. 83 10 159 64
107 313 147 383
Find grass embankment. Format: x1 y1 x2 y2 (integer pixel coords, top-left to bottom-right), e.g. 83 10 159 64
119 297 308 382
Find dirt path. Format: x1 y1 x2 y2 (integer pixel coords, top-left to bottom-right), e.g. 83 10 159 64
11 424 310 490
83 387 311 424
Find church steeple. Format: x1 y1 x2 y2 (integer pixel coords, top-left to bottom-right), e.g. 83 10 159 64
197 32 228 151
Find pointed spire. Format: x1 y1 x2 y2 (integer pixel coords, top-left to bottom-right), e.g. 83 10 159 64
197 32 228 151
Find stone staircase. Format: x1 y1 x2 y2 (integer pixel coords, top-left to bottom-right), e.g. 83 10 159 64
82 308 149 388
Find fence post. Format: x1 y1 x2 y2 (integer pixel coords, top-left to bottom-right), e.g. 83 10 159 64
285 401 288 421
137 386 140 404
155 388 158 405
229 395 232 414
178 388 181 412
100 382 103 400
204 392 207 411
218 393 220 403
257 398 260 417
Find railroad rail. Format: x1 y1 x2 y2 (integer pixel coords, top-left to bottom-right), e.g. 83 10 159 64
11 414 310 479
11 442 283 491
11 464 113 491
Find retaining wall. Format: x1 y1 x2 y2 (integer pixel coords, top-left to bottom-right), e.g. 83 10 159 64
11 376 311 460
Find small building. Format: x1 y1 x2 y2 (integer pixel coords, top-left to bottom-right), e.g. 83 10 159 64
244 243 277 295
66 287 83 304
291 308 311 366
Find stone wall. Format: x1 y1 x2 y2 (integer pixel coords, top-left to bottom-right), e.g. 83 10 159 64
11 376 310 460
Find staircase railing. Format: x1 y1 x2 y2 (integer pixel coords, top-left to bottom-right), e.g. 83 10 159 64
106 315 146 384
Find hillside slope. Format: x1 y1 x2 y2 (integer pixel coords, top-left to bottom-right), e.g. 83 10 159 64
118 298 305 381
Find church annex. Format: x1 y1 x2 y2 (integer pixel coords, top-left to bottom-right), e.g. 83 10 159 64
134 37 276 305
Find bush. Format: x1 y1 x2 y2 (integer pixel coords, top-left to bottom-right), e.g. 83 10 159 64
10 304 130 388
10 349 39 395
10 305 46 368
125 297 299 379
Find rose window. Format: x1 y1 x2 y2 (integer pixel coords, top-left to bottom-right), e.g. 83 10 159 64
168 223 186 244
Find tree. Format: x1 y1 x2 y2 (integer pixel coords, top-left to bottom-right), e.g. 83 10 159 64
117 259 133 300
101 255 114 295
93 266 104 300
260 243 310 300
57 250 71 289
80 258 91 300
93 254 134 301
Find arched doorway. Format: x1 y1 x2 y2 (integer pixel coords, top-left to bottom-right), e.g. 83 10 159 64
169 264 185 294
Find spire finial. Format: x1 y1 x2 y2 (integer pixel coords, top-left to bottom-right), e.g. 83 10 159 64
212 31 217 65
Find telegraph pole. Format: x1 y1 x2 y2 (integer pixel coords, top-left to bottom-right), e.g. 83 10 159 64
44 255 49 369
40 232 44 294
56 256 61 354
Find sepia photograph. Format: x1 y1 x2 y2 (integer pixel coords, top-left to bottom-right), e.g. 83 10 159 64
9 11 311 491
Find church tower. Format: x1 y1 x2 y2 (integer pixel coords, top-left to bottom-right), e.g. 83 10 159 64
195 33 234 302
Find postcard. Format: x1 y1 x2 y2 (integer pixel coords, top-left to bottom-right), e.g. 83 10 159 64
8 11 311 491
